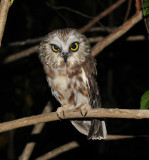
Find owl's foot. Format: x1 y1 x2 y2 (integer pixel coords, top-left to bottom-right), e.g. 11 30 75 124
56 104 73 119
56 107 65 119
80 104 91 117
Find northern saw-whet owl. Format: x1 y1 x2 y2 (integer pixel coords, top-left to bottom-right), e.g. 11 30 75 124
38 28 107 140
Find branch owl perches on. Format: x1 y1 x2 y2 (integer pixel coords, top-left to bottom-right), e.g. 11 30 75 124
38 28 107 140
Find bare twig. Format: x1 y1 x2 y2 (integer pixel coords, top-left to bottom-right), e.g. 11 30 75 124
91 11 142 57
3 45 38 64
107 135 134 140
9 36 44 47
89 35 146 43
46 2 93 19
19 102 52 160
79 0 126 33
135 0 141 12
0 0 11 47
0 108 149 133
107 134 149 140
123 0 132 22
126 35 146 41
35 141 79 160
89 27 117 32
35 134 149 160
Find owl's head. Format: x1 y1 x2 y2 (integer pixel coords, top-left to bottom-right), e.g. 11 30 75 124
39 28 91 68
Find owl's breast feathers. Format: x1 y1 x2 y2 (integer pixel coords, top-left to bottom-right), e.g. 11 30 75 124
41 55 96 107
46 56 96 107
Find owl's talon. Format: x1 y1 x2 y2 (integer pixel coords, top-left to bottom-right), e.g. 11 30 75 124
80 109 88 117
56 112 62 120
56 107 65 119
56 104 73 119
80 104 91 117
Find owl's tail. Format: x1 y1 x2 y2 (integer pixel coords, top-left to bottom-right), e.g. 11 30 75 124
71 119 107 140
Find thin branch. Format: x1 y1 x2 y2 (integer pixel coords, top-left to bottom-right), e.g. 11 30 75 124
89 35 146 43
123 0 132 22
35 141 79 160
46 2 93 20
107 134 149 140
91 10 142 57
3 45 38 64
19 102 52 160
89 26 117 32
8 36 44 47
47 2 111 33
0 108 149 133
107 135 134 140
35 134 149 160
135 0 141 12
79 0 126 33
0 0 11 47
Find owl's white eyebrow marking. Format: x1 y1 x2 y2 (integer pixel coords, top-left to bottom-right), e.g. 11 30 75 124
51 37 62 44
67 35 77 43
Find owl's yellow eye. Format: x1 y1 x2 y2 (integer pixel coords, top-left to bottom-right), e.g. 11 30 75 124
70 42 79 52
51 44 60 52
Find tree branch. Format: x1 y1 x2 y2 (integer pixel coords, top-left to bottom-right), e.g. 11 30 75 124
123 0 132 22
91 10 142 56
35 141 79 160
0 108 149 133
46 2 93 20
79 0 126 33
8 36 44 47
0 0 11 47
19 102 52 160
35 134 148 160
89 35 146 43
3 45 38 64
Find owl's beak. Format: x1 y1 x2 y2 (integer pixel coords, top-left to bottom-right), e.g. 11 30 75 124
62 52 68 63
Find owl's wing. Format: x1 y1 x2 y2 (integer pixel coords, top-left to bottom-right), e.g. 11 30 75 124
82 55 101 108
82 55 107 140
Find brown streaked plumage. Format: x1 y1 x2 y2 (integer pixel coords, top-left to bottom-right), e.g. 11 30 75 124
38 28 107 140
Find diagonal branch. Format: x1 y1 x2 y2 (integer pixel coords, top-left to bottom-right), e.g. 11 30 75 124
35 134 148 160
46 2 93 20
0 0 11 47
19 102 52 160
79 0 126 33
3 45 38 63
91 10 142 56
35 141 79 160
0 108 149 133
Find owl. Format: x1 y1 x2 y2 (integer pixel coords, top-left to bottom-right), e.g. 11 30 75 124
38 28 107 140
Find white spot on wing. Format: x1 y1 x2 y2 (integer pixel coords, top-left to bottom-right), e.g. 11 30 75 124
81 68 90 89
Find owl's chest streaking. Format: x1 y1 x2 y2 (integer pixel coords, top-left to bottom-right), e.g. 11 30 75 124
47 66 90 106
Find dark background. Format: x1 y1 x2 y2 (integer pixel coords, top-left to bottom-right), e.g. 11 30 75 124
0 0 149 159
